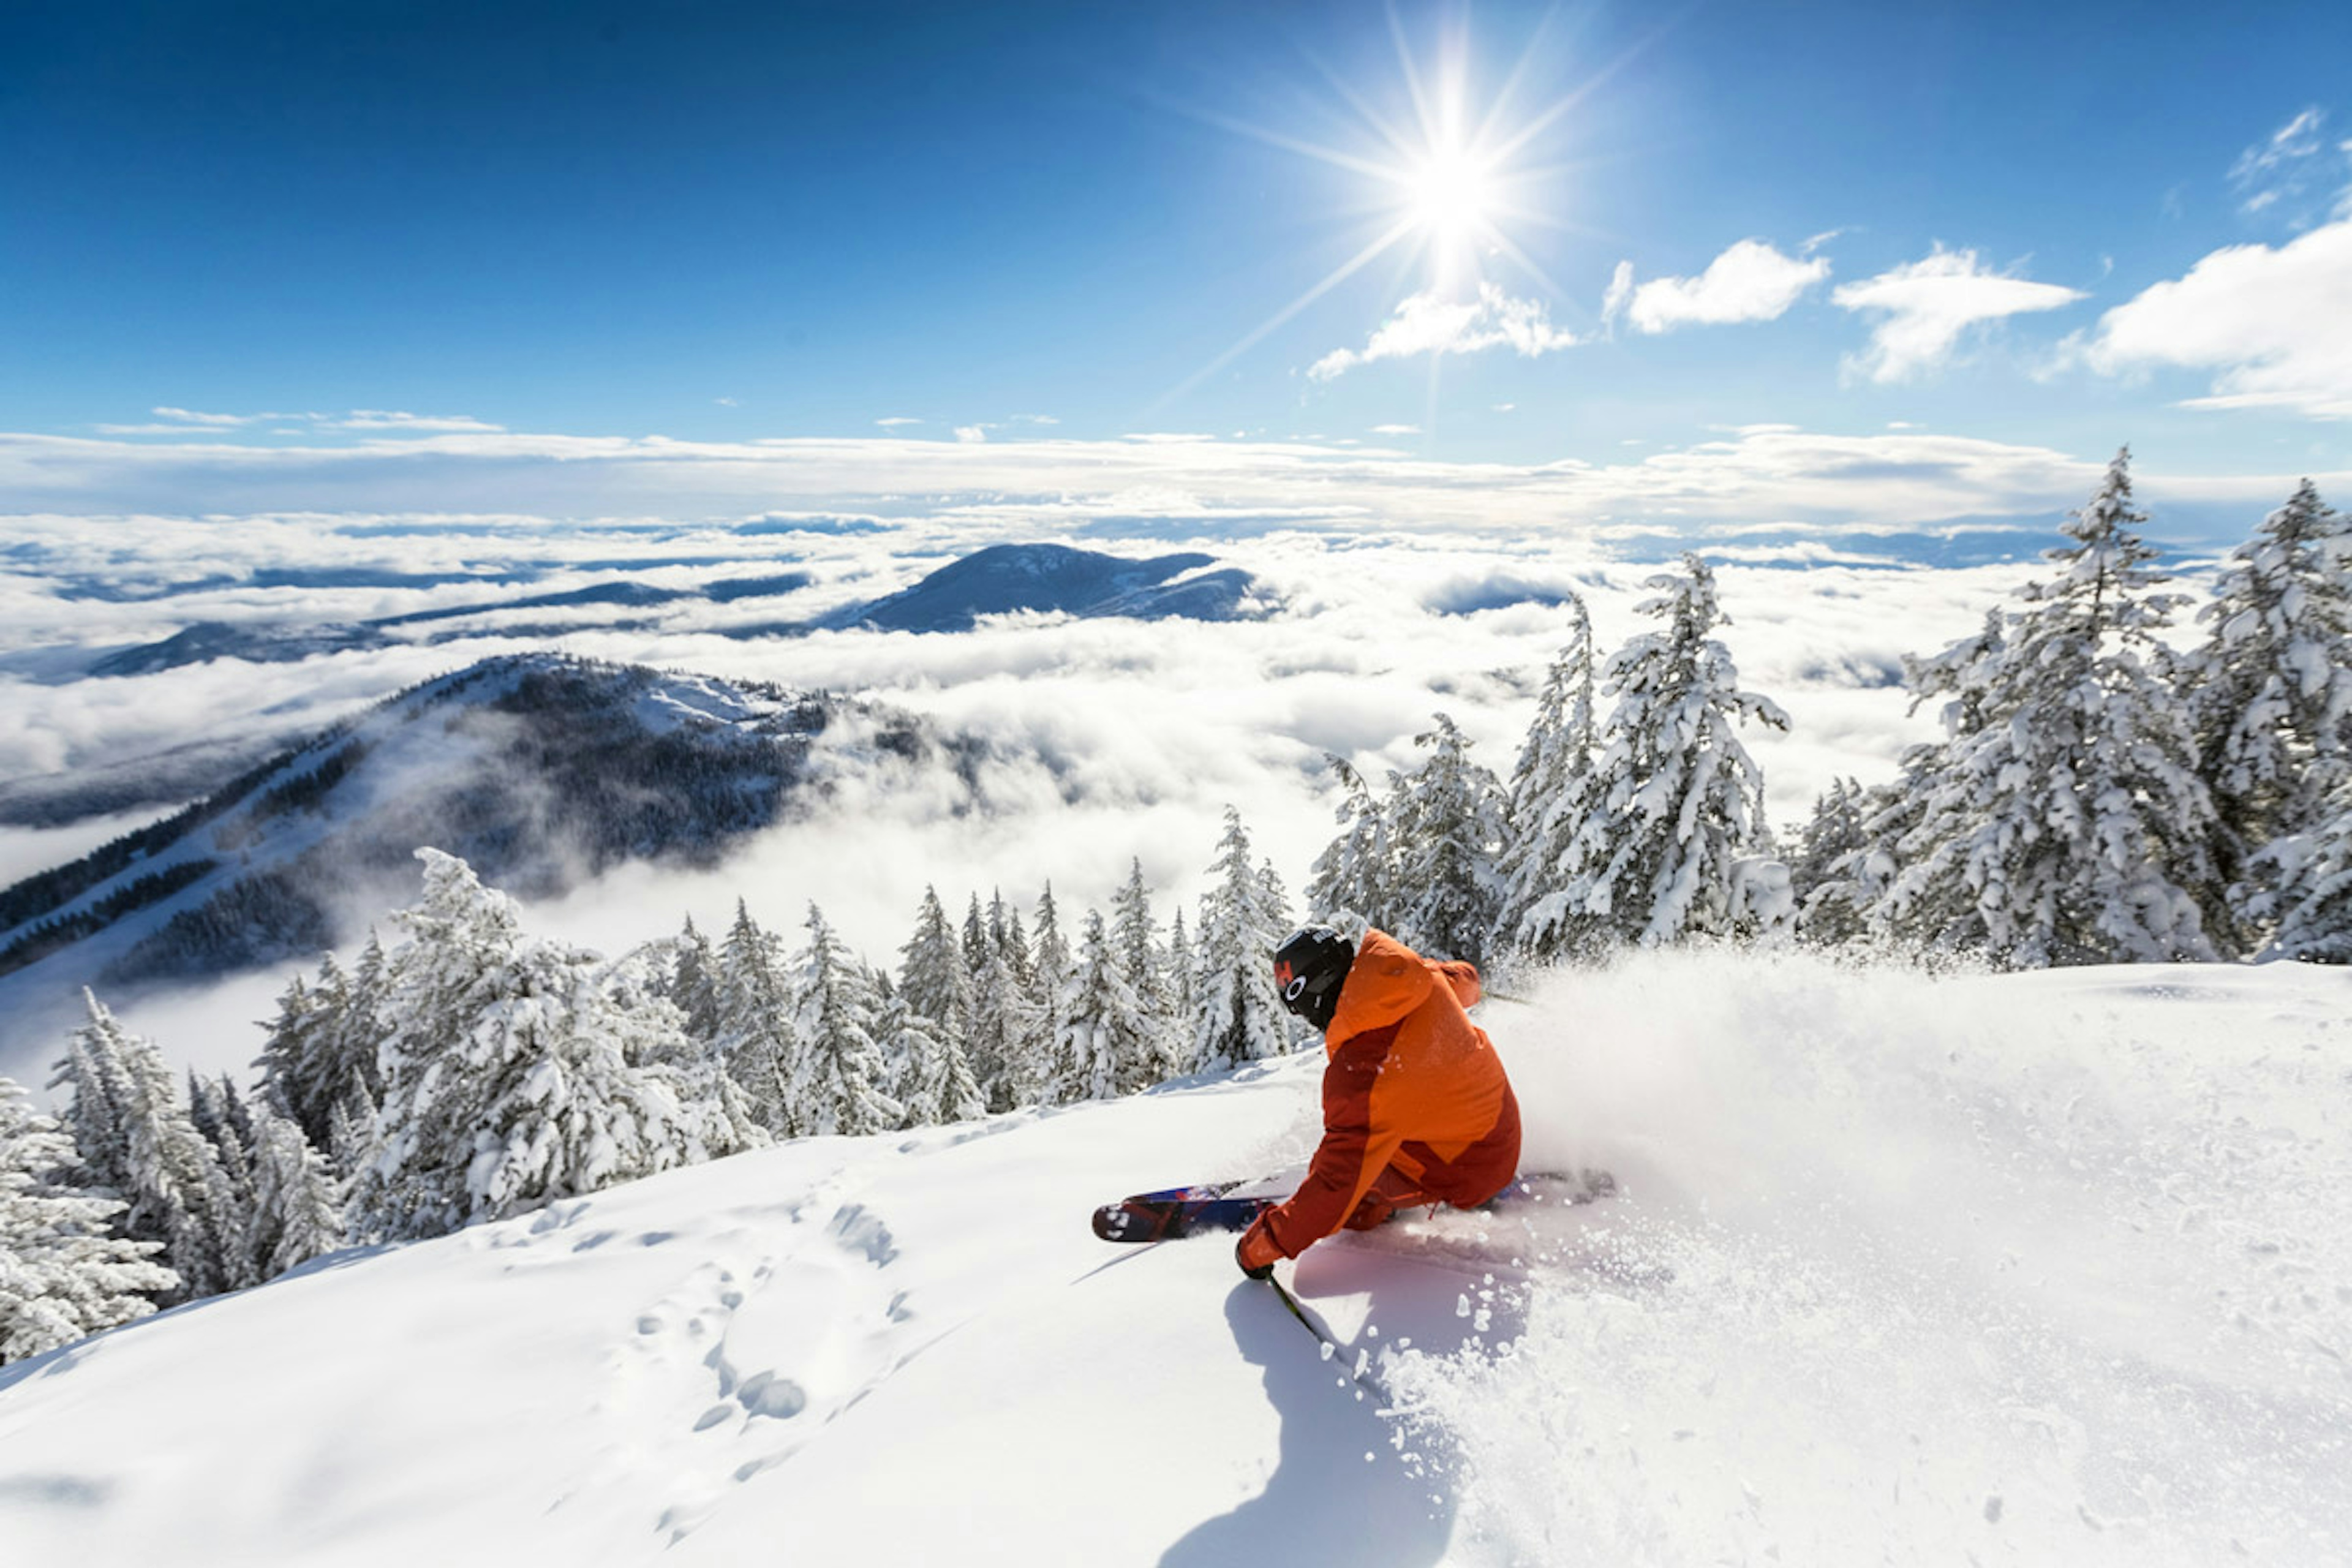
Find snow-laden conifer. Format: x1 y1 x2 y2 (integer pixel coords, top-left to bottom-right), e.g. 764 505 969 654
1305 755 1396 933
2187 479 2351 931
1516 556 1789 956
1871 452 2222 964
1385 714 1506 963
714 900 800 1138
187 1072 261 1292
1788 777 1875 945
1191 809 1297 1070
0 1075 175 1363
49 993 238 1303
357 850 715 1240
1058 910 1159 1099
967 892 1042 1112
244 1102 345 1282
1107 859 1178 1080
1027 885 1074 1106
790 905 901 1137
662 914 726 1046
1164 909 1197 1074
2250 785 2352 961
1496 599 1598 949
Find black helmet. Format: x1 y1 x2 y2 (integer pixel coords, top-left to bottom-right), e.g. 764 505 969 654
1272 925 1354 1033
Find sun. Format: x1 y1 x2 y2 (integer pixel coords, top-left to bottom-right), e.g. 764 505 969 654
1151 15 1588 409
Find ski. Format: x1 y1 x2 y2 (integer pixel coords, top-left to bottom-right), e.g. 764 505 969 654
1091 1183 1275 1243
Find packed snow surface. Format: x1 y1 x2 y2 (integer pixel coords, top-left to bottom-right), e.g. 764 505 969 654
2 951 2346 1566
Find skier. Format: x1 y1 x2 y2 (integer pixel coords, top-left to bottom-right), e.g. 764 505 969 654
1235 924 1521 1279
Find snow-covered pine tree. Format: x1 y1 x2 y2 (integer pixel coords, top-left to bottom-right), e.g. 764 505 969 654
1058 909 1160 1099
1163 908 1197 1076
1787 777 1875 946
48 993 239 1303
187 1072 260 1292
1026 885 1074 1106
1305 755 1396 933
1517 555 1789 957
0 1074 176 1363
2187 479 2352 937
967 892 1042 1112
1385 714 1506 963
790 905 900 1137
253 948 384 1152
1496 600 1599 952
243 1101 345 1283
1871 451 2223 965
356 850 714 1240
662 914 726 1047
1191 809 1297 1071
714 900 800 1138
605 940 760 1159
2252 783 2352 960
896 887 976 1113
1108 859 1182 1085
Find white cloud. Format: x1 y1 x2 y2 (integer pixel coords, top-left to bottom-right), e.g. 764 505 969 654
1831 247 2087 383
152 406 258 426
2228 108 2337 221
334 410 505 433
953 425 990 443
1308 284 1577 381
2075 217 2352 419
1370 423 1422 436
1604 240 1831 334
714 397 739 407
875 417 923 429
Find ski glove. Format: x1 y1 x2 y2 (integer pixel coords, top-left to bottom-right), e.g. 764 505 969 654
1236 1215 1283 1280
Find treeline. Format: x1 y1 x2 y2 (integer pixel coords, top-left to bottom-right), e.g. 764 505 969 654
1 809 1305 1362
1311 451 2351 968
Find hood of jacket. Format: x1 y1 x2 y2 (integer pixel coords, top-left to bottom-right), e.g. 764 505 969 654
1323 928 1434 1049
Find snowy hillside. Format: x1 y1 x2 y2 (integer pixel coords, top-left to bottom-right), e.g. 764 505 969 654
831 542 1269 633
3 951 2345 1566
0 654 989 1076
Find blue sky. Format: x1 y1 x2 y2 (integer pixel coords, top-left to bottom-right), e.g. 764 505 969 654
3 0 2348 515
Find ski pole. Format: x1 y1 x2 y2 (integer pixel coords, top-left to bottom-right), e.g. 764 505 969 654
1261 1272 1389 1403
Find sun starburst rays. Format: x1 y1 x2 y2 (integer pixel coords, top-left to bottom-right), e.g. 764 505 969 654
1152 18 1582 418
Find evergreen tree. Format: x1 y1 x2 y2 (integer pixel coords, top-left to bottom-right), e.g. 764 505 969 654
244 1102 345 1283
356 850 715 1240
2250 783 2352 961
1164 909 1197 1076
1191 809 1297 1071
897 887 976 1115
1497 602 1599 949
1058 910 1159 1099
714 900 799 1137
1385 714 1506 963
1027 885 1074 1106
967 894 1042 1112
1871 452 2222 964
1 1074 176 1363
662 914 726 1046
2187 479 2352 933
1516 555 1789 956
49 993 238 1303
1788 777 1875 946
790 905 900 1137
1109 859 1181 1084
1305 755 1396 932
187 1072 261 1292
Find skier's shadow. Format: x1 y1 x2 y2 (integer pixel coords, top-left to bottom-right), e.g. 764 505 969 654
1157 1280 1460 1568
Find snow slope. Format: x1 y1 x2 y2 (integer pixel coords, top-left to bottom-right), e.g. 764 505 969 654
2 952 2347 1566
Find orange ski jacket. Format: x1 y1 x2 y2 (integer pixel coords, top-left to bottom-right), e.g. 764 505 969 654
1251 929 1520 1261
